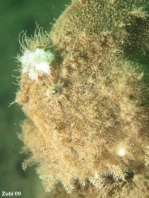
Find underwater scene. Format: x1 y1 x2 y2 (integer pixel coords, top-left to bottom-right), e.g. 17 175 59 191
1 0 149 197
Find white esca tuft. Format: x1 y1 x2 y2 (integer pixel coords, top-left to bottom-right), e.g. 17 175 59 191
20 48 54 80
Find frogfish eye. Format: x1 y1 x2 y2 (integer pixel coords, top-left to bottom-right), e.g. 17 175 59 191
47 84 63 99
51 89 58 95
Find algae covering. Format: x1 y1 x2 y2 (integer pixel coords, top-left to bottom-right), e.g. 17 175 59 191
16 0 149 197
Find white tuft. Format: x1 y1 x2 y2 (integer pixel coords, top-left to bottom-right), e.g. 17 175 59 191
117 148 126 157
20 48 54 80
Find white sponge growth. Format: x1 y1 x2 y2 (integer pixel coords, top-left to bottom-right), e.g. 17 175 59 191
20 48 54 80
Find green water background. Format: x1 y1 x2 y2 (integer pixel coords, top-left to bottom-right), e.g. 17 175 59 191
0 0 70 197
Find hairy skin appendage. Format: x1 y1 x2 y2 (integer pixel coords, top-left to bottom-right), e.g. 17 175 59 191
15 0 149 197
